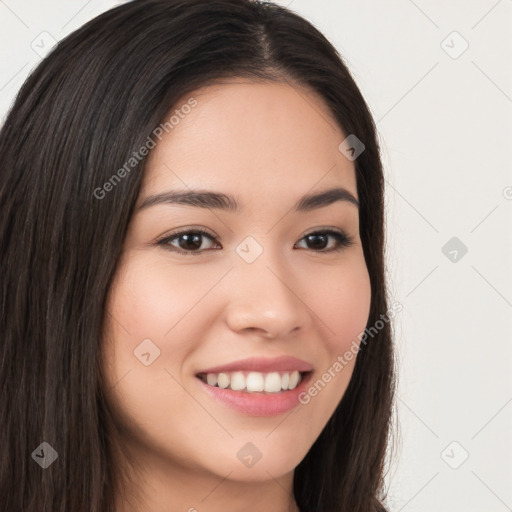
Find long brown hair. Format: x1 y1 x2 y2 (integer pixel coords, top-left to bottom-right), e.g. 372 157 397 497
0 1 395 510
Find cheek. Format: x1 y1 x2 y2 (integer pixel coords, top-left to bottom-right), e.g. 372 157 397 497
291 252 371 430
308 252 372 355
101 257 219 467
107 258 188 337
101 256 206 406
105 255 224 356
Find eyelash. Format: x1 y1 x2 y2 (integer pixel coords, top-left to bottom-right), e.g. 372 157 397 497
156 228 355 256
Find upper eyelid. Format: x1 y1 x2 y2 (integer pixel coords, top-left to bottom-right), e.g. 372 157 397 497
159 226 348 241
158 227 216 242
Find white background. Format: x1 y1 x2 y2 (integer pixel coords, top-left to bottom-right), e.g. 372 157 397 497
1 1 511 511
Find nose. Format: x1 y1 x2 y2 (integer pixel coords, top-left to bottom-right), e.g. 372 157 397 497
224 252 311 340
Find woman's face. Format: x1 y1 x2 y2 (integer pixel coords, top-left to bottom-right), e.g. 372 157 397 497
102 80 371 488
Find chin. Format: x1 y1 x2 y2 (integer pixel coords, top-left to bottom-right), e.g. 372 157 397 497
198 438 308 482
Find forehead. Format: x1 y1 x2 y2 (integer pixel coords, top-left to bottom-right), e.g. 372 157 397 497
141 80 357 206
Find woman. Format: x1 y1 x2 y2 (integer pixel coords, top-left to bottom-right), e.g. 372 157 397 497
0 1 395 511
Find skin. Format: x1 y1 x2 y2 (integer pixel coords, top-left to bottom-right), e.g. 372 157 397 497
101 79 372 512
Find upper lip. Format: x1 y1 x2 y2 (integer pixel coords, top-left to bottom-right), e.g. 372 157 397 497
195 356 314 375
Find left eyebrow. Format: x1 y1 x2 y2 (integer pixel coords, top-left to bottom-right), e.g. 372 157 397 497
295 187 359 211
138 186 359 212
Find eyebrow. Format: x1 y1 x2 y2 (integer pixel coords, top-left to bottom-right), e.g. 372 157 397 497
138 186 359 212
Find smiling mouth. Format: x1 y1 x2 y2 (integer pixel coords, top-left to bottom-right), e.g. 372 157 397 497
196 370 311 393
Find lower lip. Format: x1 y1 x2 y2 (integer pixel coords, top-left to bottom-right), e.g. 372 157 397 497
196 372 313 417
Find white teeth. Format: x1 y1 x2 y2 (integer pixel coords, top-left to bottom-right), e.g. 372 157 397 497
289 370 300 390
230 372 246 391
264 372 282 392
217 373 230 389
199 370 305 393
246 372 264 392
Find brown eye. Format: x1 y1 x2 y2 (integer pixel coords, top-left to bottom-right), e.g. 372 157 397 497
295 230 354 252
157 228 354 256
157 229 219 255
